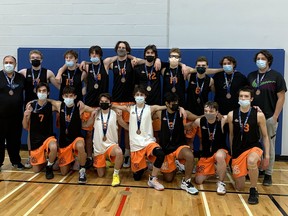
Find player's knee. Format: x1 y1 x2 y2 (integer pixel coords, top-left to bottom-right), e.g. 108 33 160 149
153 148 165 168
133 169 145 181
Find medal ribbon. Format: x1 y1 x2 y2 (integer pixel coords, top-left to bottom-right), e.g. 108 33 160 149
100 109 111 139
31 68 42 90
169 67 178 89
64 105 75 133
67 69 77 86
238 108 252 141
3 71 15 91
195 75 204 95
117 59 127 80
166 110 177 141
135 105 145 133
92 63 101 84
144 64 154 88
224 72 235 95
206 120 217 152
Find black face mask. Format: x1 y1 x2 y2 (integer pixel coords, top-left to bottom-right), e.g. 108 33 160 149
196 66 206 74
171 104 179 111
145 56 155 63
99 102 110 110
31 59 41 67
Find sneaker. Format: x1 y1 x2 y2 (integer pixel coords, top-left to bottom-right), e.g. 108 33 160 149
45 165 54 180
258 170 265 178
112 174 120 186
12 163 24 170
263 174 272 186
85 158 93 169
181 178 199 195
216 181 226 195
248 187 259 204
175 159 185 173
78 168 87 184
24 157 32 169
148 176 164 191
123 156 131 168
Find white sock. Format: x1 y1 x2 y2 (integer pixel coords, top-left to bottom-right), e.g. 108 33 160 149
47 161 53 166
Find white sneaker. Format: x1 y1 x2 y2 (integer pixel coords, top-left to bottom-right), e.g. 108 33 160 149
175 159 185 172
217 181 226 195
148 176 164 191
24 157 32 169
78 168 87 184
181 178 198 195
123 156 131 168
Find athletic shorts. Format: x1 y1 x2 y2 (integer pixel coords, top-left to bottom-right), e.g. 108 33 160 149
161 145 190 173
232 147 263 178
111 102 135 123
58 137 84 167
195 149 231 176
30 136 57 166
152 118 161 131
130 142 159 172
93 144 117 168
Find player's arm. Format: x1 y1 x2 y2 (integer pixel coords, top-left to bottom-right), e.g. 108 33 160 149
55 64 67 84
111 104 130 112
22 106 33 130
273 90 285 123
258 112 270 169
47 70 60 90
47 99 62 113
117 114 129 131
227 111 234 155
19 68 27 77
103 56 118 72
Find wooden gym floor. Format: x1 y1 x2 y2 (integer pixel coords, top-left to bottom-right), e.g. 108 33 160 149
0 151 287 216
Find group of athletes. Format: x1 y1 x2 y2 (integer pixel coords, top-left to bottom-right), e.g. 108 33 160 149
0 41 286 205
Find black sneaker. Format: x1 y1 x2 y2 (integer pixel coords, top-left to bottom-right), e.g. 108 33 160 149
12 163 24 170
248 187 259 204
85 158 93 169
45 165 54 180
258 170 265 178
263 174 272 186
78 168 87 184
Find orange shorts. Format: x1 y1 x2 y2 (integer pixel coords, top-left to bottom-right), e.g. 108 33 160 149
130 142 159 172
112 102 135 123
232 147 263 179
161 145 190 173
93 144 117 168
195 149 231 176
58 137 84 167
152 118 161 131
81 111 95 131
30 136 57 166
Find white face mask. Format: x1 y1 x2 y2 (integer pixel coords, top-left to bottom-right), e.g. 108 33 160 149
63 97 74 107
238 99 250 108
135 96 145 104
169 57 179 67
37 92 47 100
4 64 15 73
256 60 267 69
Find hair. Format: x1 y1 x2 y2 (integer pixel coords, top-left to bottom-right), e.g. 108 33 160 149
89 45 103 57
114 41 131 54
164 92 179 104
133 85 148 96
169 48 181 57
204 101 219 111
29 50 43 59
36 82 50 93
195 56 209 65
64 50 78 59
254 49 273 67
219 56 237 68
144 44 158 59
239 85 255 98
3 55 16 63
98 93 112 102
62 86 76 95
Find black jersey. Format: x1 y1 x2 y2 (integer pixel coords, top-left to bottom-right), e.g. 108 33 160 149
112 59 135 102
85 60 109 107
135 63 161 105
186 74 211 115
30 101 54 150
213 71 248 115
24 68 48 105
159 110 186 155
162 65 186 107
200 117 227 157
59 102 83 148
232 108 261 158
59 68 83 101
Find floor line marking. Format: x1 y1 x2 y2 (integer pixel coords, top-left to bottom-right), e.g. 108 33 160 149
238 194 254 216
199 185 211 216
268 194 288 216
115 187 130 216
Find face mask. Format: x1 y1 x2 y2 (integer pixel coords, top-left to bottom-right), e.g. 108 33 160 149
65 60 74 67
37 92 47 100
4 64 14 73
90 57 100 63
238 99 250 108
169 57 179 67
196 67 206 74
117 50 127 57
223 65 233 73
99 102 110 110
204 113 217 121
31 59 41 67
145 56 155 63
256 60 267 69
63 98 74 107
135 96 145 104
171 104 179 111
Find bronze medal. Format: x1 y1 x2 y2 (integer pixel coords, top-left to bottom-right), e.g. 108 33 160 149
103 136 107 141
121 77 126 83
226 93 231 99
256 89 261 95
136 129 141 135
197 98 201 103
171 87 176 93
146 86 152 91
94 83 99 89
195 86 201 94
9 90 14 96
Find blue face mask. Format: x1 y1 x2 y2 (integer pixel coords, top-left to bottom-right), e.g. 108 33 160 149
135 96 145 104
90 57 100 63
256 60 267 69
223 65 233 73
64 97 74 107
238 99 250 108
65 60 74 67
37 92 47 100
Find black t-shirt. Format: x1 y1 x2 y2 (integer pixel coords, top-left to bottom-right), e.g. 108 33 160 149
30 101 54 150
134 63 161 105
247 69 287 119
186 74 211 115
213 71 248 115
85 60 109 107
0 71 24 119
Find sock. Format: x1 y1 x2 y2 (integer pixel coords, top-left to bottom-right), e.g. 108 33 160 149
47 161 53 166
114 169 119 175
124 149 130 157
149 175 155 181
80 166 86 171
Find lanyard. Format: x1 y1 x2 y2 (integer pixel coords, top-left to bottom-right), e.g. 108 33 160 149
33 101 47 113
224 72 235 94
92 63 101 83
256 72 267 90
67 69 77 86
64 105 75 133
166 110 177 141
117 59 127 76
4 71 15 89
206 120 217 152
238 108 252 140
169 67 178 87
195 75 204 95
31 68 42 89
100 109 111 138
144 64 154 86
135 105 145 132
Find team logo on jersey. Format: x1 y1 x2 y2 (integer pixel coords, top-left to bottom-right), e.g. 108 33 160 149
232 165 240 175
234 119 239 123
131 111 136 114
190 81 196 85
31 156 38 164
141 70 145 74
133 163 139 170
96 117 100 121
161 161 169 170
202 125 207 130
27 74 32 77
196 165 205 173
163 117 167 121
59 157 66 166
61 109 64 113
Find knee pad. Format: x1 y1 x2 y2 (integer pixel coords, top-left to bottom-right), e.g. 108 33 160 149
152 147 165 168
133 168 145 181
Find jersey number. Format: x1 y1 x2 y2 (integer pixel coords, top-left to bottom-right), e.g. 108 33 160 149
39 114 44 122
